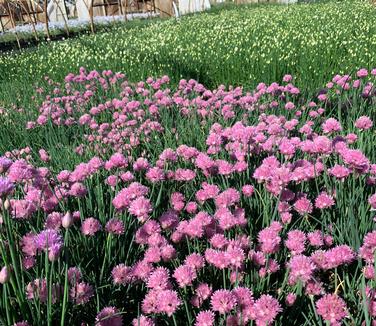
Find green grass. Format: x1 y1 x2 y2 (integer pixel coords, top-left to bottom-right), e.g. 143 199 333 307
1 0 375 110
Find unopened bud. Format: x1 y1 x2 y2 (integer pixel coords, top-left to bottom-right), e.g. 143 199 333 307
3 198 10 210
62 212 73 229
0 266 10 284
48 247 61 262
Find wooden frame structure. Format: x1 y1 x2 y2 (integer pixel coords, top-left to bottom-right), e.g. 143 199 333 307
0 0 45 31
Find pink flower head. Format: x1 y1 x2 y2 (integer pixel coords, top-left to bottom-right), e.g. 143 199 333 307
322 118 342 134
0 177 14 197
355 116 373 130
39 149 50 162
369 194 376 209
283 74 293 83
26 278 60 303
132 315 154 326
288 255 315 285
359 231 376 262
128 196 152 223
285 293 297 306
34 229 63 254
185 253 205 270
315 192 335 209
156 290 181 316
210 289 237 314
254 294 282 326
195 310 215 326
242 184 254 197
146 267 171 291
95 306 123 326
70 282 94 305
81 218 101 236
316 294 347 324
285 230 306 255
357 68 368 78
173 265 197 288
112 264 132 285
105 218 125 235
307 231 324 247
258 225 281 254
67 267 82 285
294 196 313 215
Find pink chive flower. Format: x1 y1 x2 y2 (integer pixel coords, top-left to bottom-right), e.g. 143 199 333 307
146 267 171 291
39 149 50 162
128 196 152 223
322 118 342 134
359 231 376 262
257 225 281 254
13 322 30 326
288 255 316 285
254 294 282 326
185 201 198 214
0 157 12 173
285 102 295 110
0 177 14 197
355 116 373 130
283 74 293 82
132 315 155 326
285 293 297 306
95 306 123 326
210 290 237 314
105 218 125 235
69 182 87 197
294 196 313 215
194 283 213 305
363 265 375 279
81 218 101 236
156 290 181 316
195 310 215 326
69 282 94 305
315 192 335 209
26 278 60 303
34 229 63 253
112 264 132 285
242 184 255 197
173 265 197 288
67 267 82 285
316 294 347 324
307 231 324 247
285 230 306 255
369 194 376 209
44 212 63 230
185 253 205 270
357 68 368 78
328 164 351 180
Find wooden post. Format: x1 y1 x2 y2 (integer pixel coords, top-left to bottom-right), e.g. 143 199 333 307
0 15 4 32
43 0 51 39
19 0 39 40
89 0 94 33
55 0 70 36
5 0 21 48
124 0 127 21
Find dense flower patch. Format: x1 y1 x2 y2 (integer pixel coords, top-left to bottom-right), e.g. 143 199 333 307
1 67 376 325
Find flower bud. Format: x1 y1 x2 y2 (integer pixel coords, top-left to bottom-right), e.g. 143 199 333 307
62 212 73 229
0 266 10 284
48 246 61 262
3 198 10 210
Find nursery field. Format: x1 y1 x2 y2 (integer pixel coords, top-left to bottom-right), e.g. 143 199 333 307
1 1 376 326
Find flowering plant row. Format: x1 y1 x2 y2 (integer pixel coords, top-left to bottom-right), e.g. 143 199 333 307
1 67 376 325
